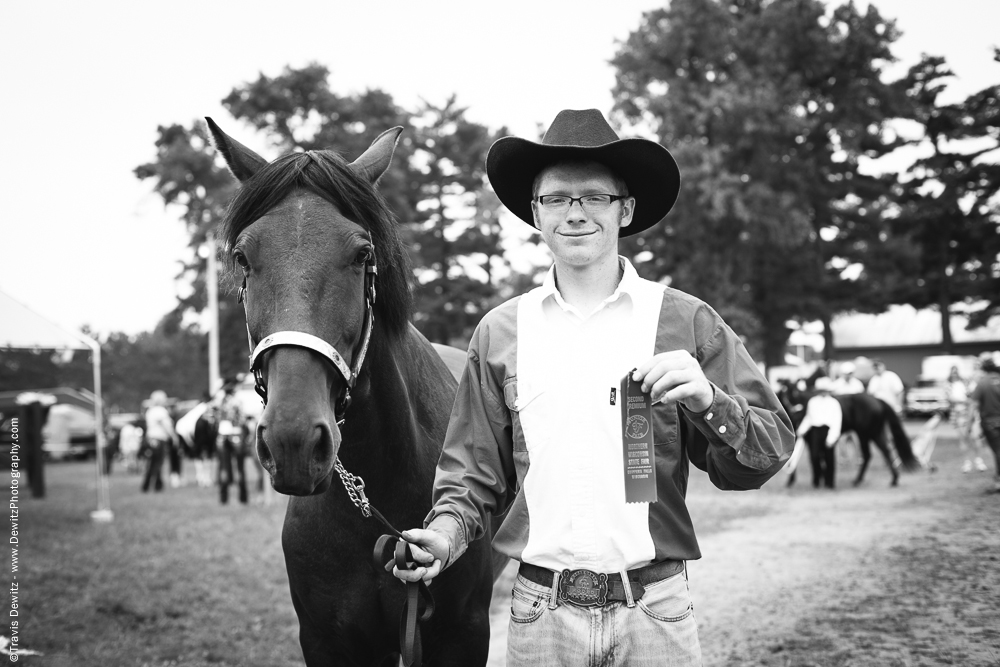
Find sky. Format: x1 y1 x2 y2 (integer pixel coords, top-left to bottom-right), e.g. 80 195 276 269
1 0 998 337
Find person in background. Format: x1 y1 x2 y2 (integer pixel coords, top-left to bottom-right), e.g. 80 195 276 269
216 381 248 505
948 365 986 473
118 419 144 474
969 353 1000 492
867 359 904 415
831 361 864 396
142 390 177 493
167 405 186 488
193 403 219 488
830 361 863 464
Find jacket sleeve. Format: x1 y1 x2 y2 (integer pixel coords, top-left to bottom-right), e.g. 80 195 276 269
424 323 515 568
683 314 795 490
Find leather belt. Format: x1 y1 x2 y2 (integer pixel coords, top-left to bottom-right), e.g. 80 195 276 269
518 559 684 607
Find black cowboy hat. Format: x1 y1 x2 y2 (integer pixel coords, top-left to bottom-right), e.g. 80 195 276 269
486 109 681 237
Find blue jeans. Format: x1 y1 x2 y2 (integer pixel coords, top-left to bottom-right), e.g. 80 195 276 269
507 569 702 666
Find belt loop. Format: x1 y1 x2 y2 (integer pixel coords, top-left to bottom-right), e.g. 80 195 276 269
548 570 561 610
620 570 636 608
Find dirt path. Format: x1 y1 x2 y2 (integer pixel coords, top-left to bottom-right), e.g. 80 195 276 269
486 425 1000 666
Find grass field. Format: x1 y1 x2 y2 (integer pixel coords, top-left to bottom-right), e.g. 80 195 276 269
3 422 998 666
3 464 300 666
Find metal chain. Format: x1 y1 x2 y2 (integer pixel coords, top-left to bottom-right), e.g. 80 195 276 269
335 458 371 518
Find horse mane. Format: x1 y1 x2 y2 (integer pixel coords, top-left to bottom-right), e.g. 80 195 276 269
218 149 413 338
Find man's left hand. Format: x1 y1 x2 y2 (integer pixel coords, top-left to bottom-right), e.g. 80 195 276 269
633 350 714 413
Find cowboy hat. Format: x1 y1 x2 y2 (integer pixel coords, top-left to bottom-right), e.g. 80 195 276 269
813 377 834 393
486 109 680 237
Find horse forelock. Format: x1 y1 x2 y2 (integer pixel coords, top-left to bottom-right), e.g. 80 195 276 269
219 149 412 338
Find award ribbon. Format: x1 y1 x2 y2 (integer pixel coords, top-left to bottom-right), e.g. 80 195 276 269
620 369 657 503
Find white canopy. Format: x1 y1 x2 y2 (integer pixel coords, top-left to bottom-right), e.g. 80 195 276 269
0 290 92 351
0 288 111 521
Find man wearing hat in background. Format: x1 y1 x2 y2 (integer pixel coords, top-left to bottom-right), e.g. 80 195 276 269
970 352 1000 492
394 109 795 664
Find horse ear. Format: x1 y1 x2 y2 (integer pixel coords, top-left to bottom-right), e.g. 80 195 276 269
349 126 403 185
205 117 267 183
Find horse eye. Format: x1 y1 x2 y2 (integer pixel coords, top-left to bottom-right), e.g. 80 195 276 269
354 248 372 265
234 251 249 270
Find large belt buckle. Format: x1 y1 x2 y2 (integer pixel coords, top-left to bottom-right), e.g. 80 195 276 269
559 569 608 607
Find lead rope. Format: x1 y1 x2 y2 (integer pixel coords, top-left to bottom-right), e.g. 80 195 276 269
339 461 434 667
240 252 432 667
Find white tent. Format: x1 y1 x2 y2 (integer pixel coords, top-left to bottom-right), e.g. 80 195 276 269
0 289 112 521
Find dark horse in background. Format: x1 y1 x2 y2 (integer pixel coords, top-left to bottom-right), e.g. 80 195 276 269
778 382 920 488
207 119 504 666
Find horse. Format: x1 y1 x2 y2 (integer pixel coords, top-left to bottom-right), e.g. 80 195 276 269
780 383 921 488
207 118 504 666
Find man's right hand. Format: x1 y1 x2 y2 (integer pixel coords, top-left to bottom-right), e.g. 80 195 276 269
392 529 450 585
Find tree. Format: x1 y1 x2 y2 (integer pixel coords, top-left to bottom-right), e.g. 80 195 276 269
406 97 511 346
887 54 1000 349
611 0 912 367
101 313 209 412
137 64 520 354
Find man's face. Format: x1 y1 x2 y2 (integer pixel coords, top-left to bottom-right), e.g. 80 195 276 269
531 162 634 268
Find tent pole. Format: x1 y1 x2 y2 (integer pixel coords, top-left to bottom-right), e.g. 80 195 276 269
207 232 221 395
88 340 113 522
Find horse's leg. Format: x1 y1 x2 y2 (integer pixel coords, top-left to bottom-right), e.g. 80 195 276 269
873 429 900 487
853 436 872 486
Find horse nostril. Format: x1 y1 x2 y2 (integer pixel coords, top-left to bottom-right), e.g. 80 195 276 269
256 427 275 474
310 423 335 472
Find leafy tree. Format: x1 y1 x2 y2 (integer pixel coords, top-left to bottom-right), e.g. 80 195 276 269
100 313 209 412
611 0 911 366
406 97 511 346
0 349 92 394
887 54 1000 349
133 121 247 381
137 64 519 355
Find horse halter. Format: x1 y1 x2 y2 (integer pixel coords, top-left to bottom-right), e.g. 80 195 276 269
238 247 378 426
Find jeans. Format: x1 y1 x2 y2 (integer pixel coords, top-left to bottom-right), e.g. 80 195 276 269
507 569 702 666
141 440 166 492
218 436 248 504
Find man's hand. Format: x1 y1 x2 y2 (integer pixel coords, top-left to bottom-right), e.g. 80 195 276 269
391 529 450 585
633 350 714 413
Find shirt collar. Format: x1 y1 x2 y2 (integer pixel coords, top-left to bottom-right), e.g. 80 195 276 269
539 256 641 318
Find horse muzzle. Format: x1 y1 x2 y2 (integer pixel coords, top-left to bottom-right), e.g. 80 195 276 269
257 411 339 496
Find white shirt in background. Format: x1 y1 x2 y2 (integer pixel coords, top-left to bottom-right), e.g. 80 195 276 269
868 370 905 413
797 394 843 447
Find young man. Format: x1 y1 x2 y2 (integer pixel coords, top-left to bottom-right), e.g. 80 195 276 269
394 109 795 665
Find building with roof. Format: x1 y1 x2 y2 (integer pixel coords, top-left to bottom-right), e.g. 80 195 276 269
828 305 1000 385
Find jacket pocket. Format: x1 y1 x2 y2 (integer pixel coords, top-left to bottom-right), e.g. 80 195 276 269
651 401 678 446
503 377 547 452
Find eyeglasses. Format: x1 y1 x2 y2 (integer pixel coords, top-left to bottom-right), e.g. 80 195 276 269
535 194 629 212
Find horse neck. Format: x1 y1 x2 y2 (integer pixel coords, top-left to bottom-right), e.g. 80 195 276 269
336 325 448 500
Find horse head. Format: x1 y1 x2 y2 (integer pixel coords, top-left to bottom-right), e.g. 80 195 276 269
207 118 411 496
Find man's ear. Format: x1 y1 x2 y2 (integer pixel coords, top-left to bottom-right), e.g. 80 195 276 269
619 196 636 229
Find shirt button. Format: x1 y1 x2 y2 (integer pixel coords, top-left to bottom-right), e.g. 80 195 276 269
706 412 714 420
719 425 727 434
